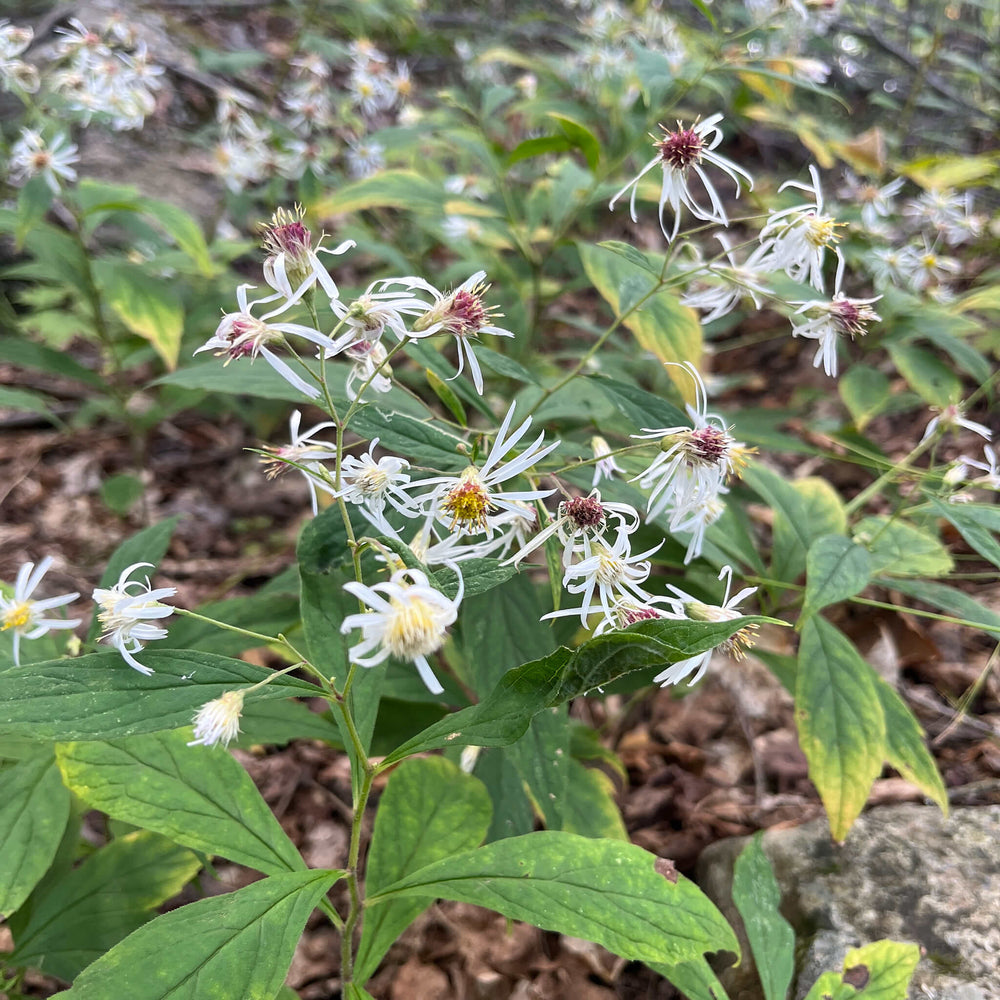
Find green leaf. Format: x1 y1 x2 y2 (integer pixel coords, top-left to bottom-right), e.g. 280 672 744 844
16 176 55 247
595 240 665 279
853 516 953 577
11 831 200 980
134 197 214 276
0 385 63 425
425 367 467 426
311 169 444 216
548 112 601 171
473 748 534 843
234 698 341 749
885 578 1000 635
744 465 846 582
474 344 540 385
508 705 569 830
348 406 467 471
100 473 145 516
796 618 886 841
382 616 778 765
153 360 330 402
57 731 305 875
654 958 732 1000
0 753 70 918
92 260 184 370
732 835 794 1000
886 342 961 407
579 241 702 370
839 365 891 430
507 134 574 166
368 831 737 967
0 650 318 741
802 939 920 1000
355 757 492 983
0 337 104 388
52 869 340 1000
87 517 178 643
802 534 871 619
928 499 1000 569
872 675 947 814
563 759 627 840
434 558 517 601
594 374 689 433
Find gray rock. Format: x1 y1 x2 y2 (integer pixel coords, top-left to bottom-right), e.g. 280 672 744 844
697 805 1000 1000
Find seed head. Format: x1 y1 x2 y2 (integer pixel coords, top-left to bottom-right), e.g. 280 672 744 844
657 124 704 171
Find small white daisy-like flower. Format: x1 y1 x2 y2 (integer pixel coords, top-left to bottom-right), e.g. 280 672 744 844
194 283 334 399
0 20 32 60
788 265 881 378
421 402 559 537
188 690 245 748
260 410 339 515
343 339 394 400
341 566 463 694
959 444 999 490
609 113 753 242
680 236 773 324
335 438 421 531
632 362 751 521
403 271 515 395
259 205 355 303
758 165 843 291
543 529 662 626
505 490 639 572
329 282 428 344
839 171 905 232
591 436 625 487
900 237 961 291
1 557 81 666
920 404 992 445
670 490 727 565
867 246 910 287
9 129 79 194
346 138 385 178
93 562 177 675
652 566 757 687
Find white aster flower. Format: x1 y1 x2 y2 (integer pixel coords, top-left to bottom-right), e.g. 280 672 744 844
591 435 625 487
259 205 355 302
188 690 245 748
93 562 177 675
329 281 428 344
670 490 727 565
839 171 905 232
421 402 559 538
335 438 421 531
195 283 335 399
346 138 385 178
867 246 910 287
959 445 999 490
9 129 79 194
1 557 81 666
631 362 751 521
505 489 639 572
0 20 32 60
788 265 881 378
343 338 394 400
260 409 339 515
900 237 961 292
401 271 515 395
609 113 753 242
680 236 773 324
544 529 662 626
758 165 843 291
652 566 757 686
341 566 463 694
920 404 992 445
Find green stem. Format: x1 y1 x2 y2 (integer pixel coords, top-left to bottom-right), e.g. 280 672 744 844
844 435 936 517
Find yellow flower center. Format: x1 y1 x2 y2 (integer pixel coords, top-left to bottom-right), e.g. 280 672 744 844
2 602 32 631
441 468 492 531
594 544 626 586
806 215 840 249
385 597 445 659
356 467 389 497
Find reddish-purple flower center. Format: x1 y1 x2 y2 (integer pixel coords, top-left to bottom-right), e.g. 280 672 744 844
564 495 605 530
689 426 729 464
271 221 311 255
444 289 487 336
657 127 703 170
621 606 661 625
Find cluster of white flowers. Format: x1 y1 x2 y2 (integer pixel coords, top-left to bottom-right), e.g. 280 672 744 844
0 18 39 93
210 37 411 192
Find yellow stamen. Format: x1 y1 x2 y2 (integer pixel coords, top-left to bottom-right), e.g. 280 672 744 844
2 602 32 631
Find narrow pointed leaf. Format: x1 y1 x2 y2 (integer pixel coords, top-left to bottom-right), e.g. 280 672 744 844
0 753 70 917
732 835 794 1000
796 618 886 841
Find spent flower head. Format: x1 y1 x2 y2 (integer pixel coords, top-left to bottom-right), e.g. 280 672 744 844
188 690 245 748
